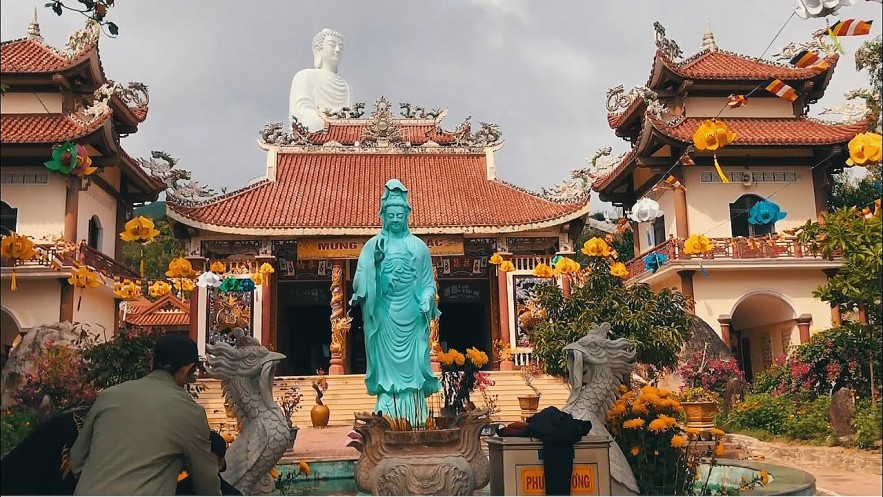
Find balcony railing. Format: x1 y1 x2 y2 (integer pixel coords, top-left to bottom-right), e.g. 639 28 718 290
624 236 839 280
1 240 139 280
509 255 554 272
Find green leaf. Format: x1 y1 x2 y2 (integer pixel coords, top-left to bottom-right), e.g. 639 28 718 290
107 22 119 36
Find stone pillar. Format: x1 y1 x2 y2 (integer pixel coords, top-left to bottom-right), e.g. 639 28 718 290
257 256 276 351
185 256 207 345
678 270 696 314
556 250 576 298
717 316 733 349
796 314 813 344
429 263 442 373
59 280 74 323
822 269 842 327
496 252 513 357
64 177 80 243
674 179 689 240
328 261 350 375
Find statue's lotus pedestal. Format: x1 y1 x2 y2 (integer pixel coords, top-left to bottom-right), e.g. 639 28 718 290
353 410 490 495
487 435 612 496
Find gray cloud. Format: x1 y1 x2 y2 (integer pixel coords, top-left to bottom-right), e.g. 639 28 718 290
2 1 880 213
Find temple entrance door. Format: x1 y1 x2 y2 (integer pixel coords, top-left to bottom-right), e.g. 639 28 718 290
277 282 331 376
437 280 490 364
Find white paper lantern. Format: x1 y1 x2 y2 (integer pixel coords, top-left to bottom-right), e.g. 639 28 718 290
628 198 664 223
794 0 853 19
196 271 221 288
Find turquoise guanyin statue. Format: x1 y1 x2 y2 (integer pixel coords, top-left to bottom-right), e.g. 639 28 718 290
350 179 440 424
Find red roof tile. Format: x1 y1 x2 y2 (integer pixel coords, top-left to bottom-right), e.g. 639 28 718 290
313 122 455 145
124 294 190 327
654 49 837 82
607 97 647 130
591 150 637 191
0 38 92 73
169 152 588 234
0 113 110 143
651 116 866 146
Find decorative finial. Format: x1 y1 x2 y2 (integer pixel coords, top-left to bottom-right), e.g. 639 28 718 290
701 19 717 52
27 7 42 41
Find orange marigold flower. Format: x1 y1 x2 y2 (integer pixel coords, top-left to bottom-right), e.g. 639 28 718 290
618 384 629 394
714 443 725 457
177 471 189 482
622 418 645 429
670 435 686 448
630 446 641 456
710 427 726 437
653 450 660 456
631 401 650 416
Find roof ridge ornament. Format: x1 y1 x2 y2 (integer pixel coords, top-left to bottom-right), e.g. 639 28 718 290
66 18 100 56
259 118 322 146
653 21 683 60
399 103 445 120
108 80 150 108
606 85 667 119
362 97 404 147
325 102 365 119
27 7 42 42
140 150 216 202
541 147 620 203
701 19 718 52
773 31 838 61
450 116 502 147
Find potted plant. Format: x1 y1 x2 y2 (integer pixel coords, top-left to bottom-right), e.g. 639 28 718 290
677 386 719 429
493 339 516 371
310 368 330 428
278 383 303 452
437 347 489 424
518 362 542 415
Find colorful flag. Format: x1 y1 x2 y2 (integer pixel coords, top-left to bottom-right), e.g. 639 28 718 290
664 175 686 191
727 94 748 108
679 154 696 166
764 79 798 102
789 50 830 70
828 19 873 37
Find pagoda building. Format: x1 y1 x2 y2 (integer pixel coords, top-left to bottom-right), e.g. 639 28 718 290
0 15 164 359
593 26 865 378
168 98 590 375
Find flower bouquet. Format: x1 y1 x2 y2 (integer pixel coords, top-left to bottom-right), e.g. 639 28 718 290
436 347 489 417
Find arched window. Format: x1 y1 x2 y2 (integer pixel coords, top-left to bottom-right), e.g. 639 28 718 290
88 215 102 250
729 194 775 238
0 202 17 235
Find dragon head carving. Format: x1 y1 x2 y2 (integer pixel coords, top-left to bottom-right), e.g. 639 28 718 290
205 329 285 417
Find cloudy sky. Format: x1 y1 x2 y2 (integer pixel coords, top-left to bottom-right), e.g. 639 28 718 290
2 1 880 211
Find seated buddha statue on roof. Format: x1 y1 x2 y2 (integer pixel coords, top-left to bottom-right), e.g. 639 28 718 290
289 28 351 132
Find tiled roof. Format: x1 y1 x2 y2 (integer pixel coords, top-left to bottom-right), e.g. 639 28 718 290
0 113 110 143
592 150 637 191
169 152 588 235
0 38 92 73
124 294 190 327
651 116 867 146
311 122 456 145
130 106 148 122
652 49 837 83
607 97 646 129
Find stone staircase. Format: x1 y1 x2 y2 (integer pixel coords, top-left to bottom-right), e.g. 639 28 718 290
195 371 572 431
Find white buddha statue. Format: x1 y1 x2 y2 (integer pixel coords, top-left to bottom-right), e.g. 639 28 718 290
289 28 351 132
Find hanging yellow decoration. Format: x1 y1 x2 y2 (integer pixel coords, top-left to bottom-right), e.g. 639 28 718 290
210 261 226 274
1 232 38 291
148 280 172 298
69 266 102 310
692 119 736 151
119 216 160 277
683 234 714 255
554 257 581 275
113 279 142 300
488 253 504 265
713 156 730 184
846 132 882 167
258 262 275 274
610 262 629 278
250 272 264 286
166 257 195 279
581 237 612 257
532 263 554 278
499 260 515 272
173 277 195 293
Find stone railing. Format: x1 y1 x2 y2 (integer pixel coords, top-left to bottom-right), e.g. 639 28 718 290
513 348 535 367
624 236 840 280
509 255 554 272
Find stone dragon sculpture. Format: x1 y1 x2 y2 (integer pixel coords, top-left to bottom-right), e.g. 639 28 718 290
205 330 288 495
561 323 639 494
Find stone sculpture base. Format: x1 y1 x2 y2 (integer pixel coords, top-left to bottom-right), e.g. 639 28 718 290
353 409 490 495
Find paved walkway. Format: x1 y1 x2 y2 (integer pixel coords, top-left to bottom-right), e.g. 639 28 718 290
286 425 882 496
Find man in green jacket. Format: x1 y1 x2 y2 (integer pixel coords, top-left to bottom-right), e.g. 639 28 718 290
70 335 221 495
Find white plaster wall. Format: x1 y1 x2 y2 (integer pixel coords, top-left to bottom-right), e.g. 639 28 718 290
693 270 833 338
0 92 63 114
683 166 817 238
685 97 795 118
77 182 117 254
72 286 117 339
0 279 61 329
1 170 67 240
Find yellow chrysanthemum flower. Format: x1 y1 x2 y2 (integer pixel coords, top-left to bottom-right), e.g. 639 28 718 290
113 279 141 300
452 350 466 366
250 272 264 286
466 347 489 367
173 277 196 293
608 403 627 418
622 418 645 429
683 234 713 255
298 460 312 476
532 263 554 278
847 131 882 166
177 470 189 482
489 253 504 265
119 216 160 243
581 237 612 257
631 401 650 416
714 442 725 457
630 446 640 456
759 469 769 486
610 262 629 278
554 257 581 275
709 427 726 437
670 435 686 448
692 119 736 152
618 384 629 394
648 415 676 432
269 467 280 480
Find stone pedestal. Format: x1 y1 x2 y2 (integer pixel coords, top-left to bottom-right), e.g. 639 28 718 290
487 435 612 496
353 410 490 495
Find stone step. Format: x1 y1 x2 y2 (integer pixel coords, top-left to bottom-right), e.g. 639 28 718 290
195 371 572 430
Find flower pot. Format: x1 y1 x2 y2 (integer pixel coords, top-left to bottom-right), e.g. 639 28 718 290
681 401 717 429
517 394 541 411
286 426 299 453
311 404 330 428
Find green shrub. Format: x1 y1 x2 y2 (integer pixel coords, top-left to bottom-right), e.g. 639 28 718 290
853 399 883 450
80 326 164 390
13 344 96 410
750 357 790 394
1 407 38 458
728 394 792 435
782 396 834 441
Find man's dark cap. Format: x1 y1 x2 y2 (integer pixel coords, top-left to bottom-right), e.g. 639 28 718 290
152 334 201 372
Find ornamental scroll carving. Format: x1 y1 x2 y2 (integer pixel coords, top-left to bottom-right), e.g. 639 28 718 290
325 102 366 119
541 146 623 202
774 33 838 61
362 97 404 147
450 117 502 147
140 150 215 201
653 21 683 60
260 119 322 146
399 103 444 120
328 263 351 373
109 80 150 107
606 85 664 118
66 19 100 54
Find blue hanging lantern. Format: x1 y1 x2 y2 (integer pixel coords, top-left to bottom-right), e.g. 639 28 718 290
748 200 787 225
643 252 668 273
